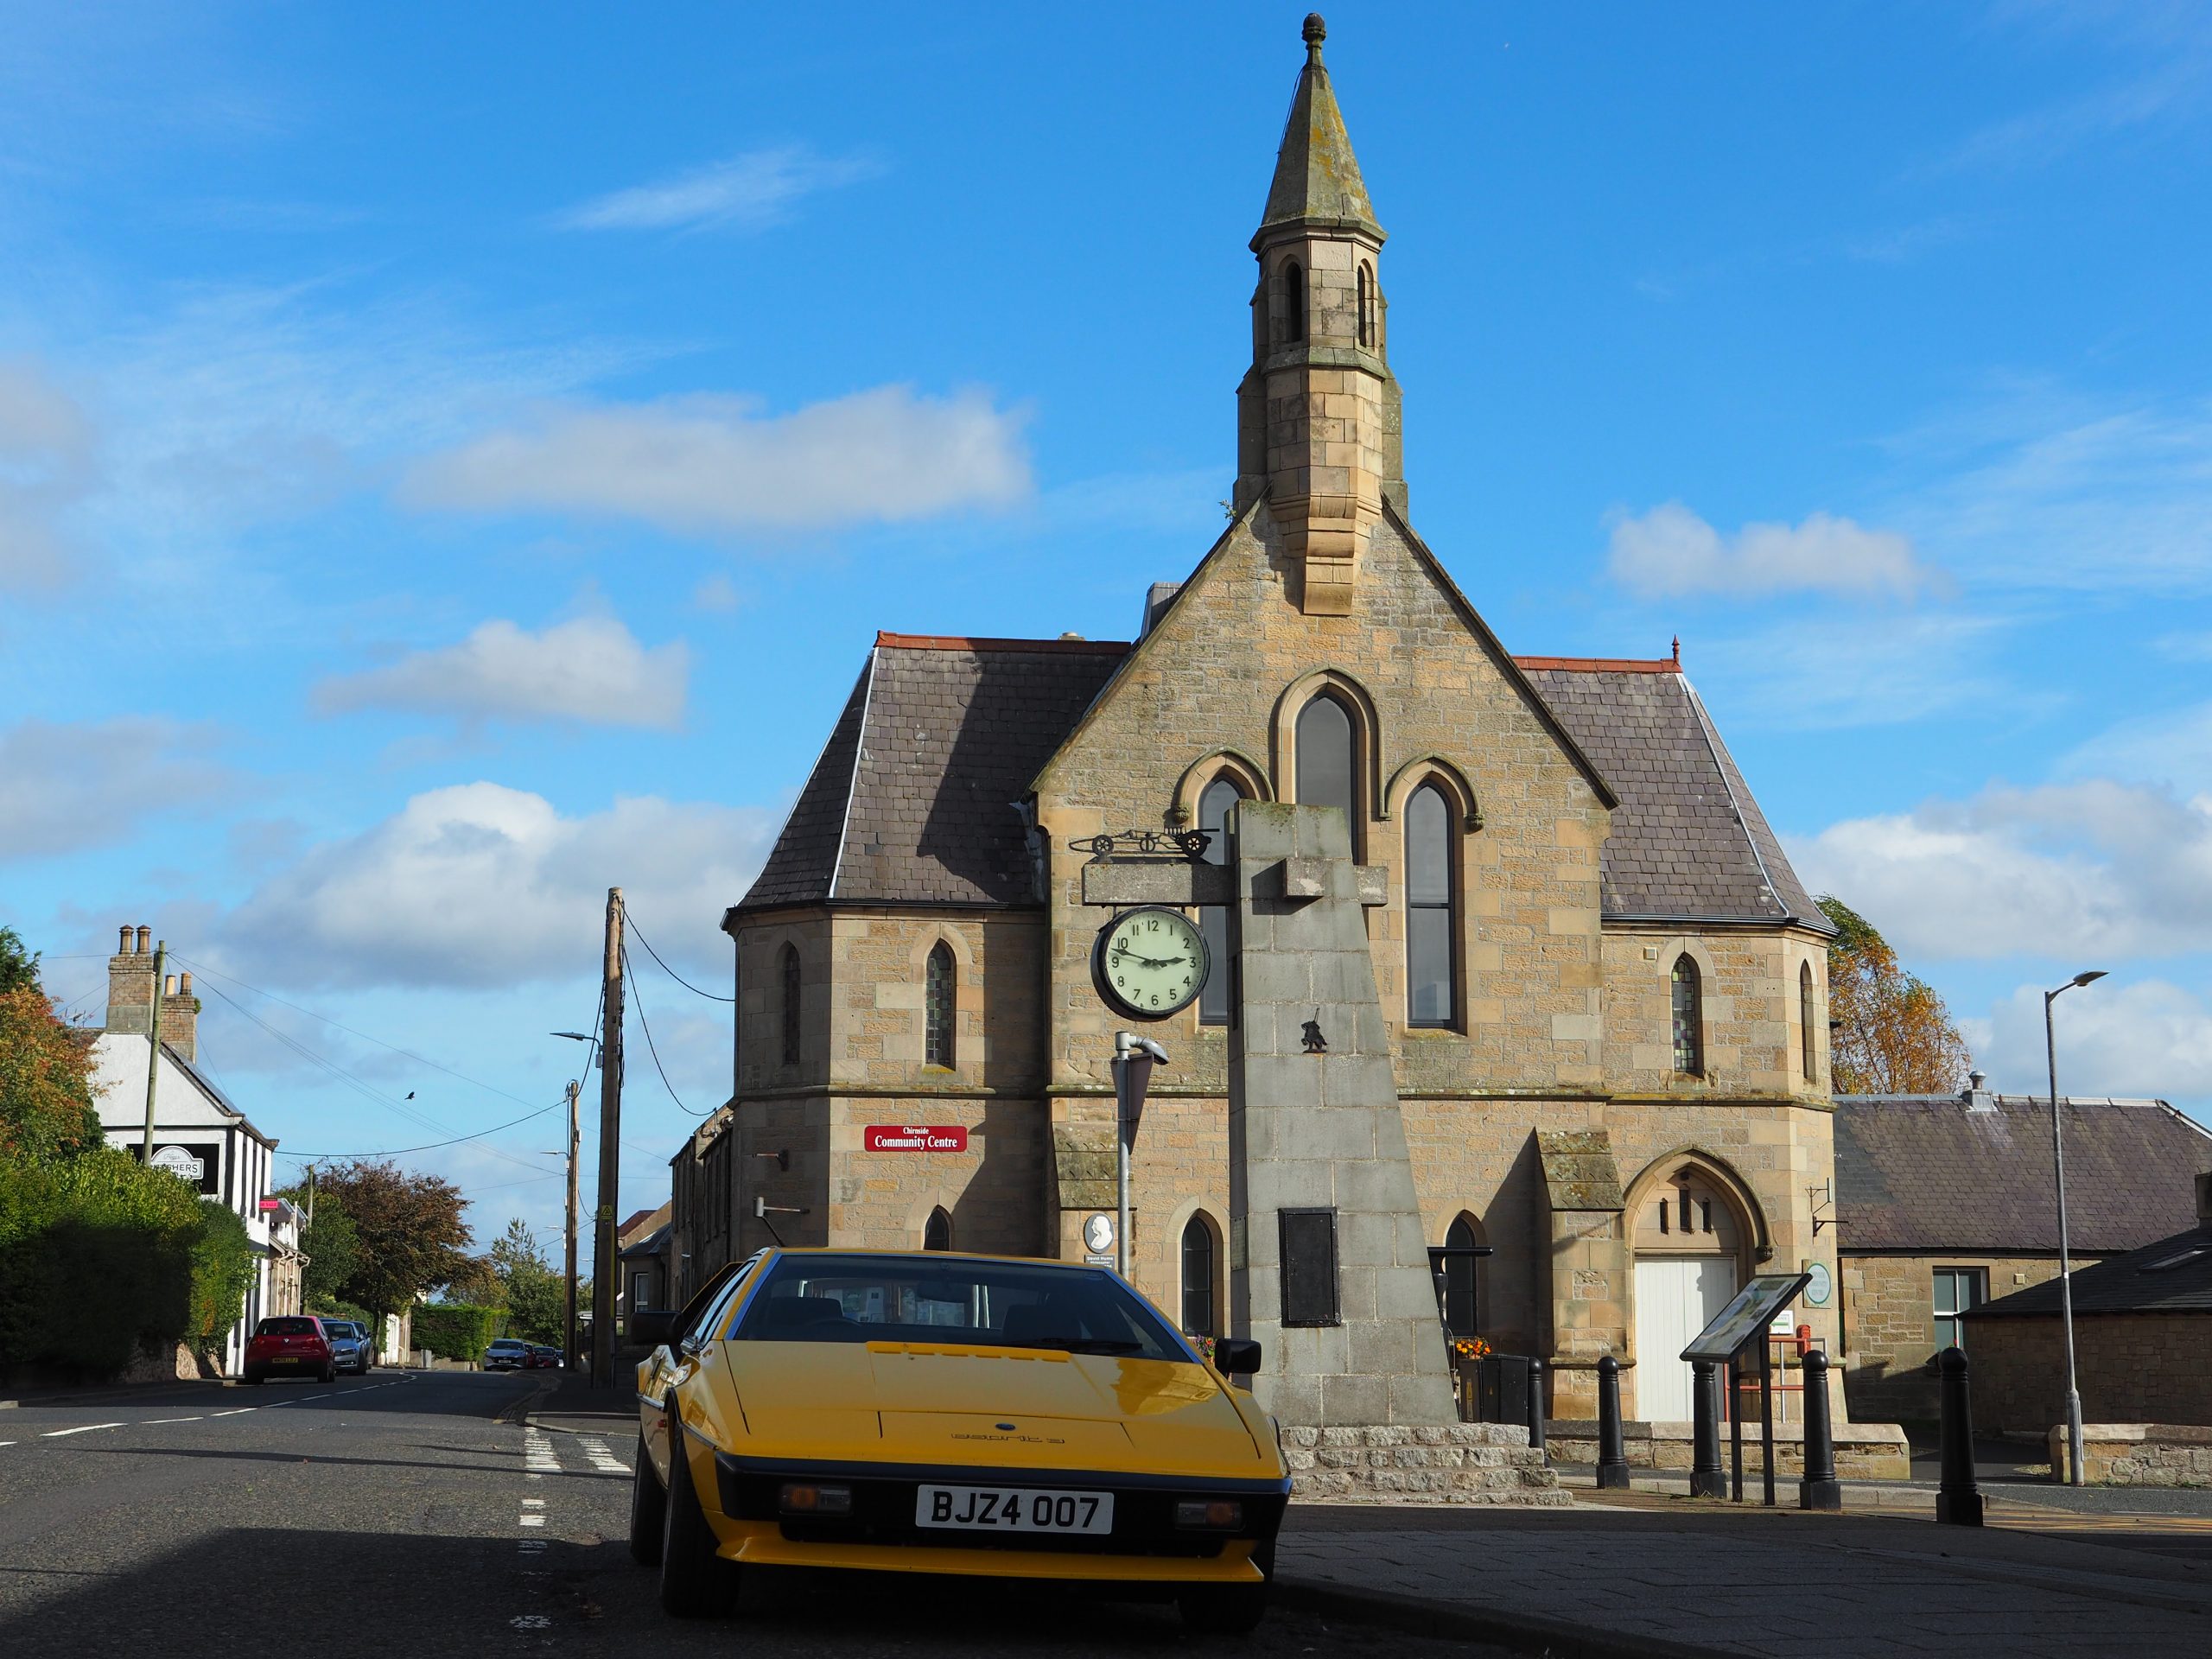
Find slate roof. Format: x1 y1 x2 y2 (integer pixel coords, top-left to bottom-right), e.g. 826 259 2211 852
741 636 1826 925
738 633 1128 912
1964 1220 2212 1317
1520 661 1826 927
1834 1093 2212 1254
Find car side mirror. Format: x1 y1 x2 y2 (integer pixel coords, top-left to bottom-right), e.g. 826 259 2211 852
1213 1338 1262 1376
629 1309 675 1349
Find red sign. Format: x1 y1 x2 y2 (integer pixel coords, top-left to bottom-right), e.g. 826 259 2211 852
864 1124 969 1153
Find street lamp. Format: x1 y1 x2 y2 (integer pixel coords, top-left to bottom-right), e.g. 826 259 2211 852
2045 969 2105 1486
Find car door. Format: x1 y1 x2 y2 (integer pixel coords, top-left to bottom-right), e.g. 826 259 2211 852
640 1254 766 1481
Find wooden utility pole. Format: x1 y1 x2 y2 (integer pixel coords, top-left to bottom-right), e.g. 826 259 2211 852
563 1078 581 1371
593 888 624 1386
139 940 166 1161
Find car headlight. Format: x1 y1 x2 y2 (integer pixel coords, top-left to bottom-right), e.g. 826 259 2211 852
1174 1499 1243 1530
778 1482 854 1517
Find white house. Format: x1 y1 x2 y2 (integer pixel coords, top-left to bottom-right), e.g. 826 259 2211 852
91 925 301 1376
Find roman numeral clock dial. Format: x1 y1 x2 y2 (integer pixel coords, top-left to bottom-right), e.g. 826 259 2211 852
1089 906 1211 1020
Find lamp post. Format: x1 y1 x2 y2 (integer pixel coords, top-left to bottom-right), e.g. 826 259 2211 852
552 1033 593 1375
2044 969 2105 1487
1109 1033 1166 1280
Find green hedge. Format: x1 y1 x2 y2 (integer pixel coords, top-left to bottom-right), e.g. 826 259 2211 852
312 1297 375 1329
414 1301 502 1363
0 1147 227 1377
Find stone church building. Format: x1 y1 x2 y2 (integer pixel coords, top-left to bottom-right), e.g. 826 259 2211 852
672 16 1841 1420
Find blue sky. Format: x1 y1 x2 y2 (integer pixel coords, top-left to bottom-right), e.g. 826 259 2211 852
6 2 2212 1246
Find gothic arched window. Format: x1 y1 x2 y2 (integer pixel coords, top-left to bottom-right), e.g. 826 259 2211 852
1671 956 1704 1077
1281 260 1305 343
923 1207 952 1252
779 943 801 1068
1357 261 1375 347
1180 1214 1217 1338
1800 960 1816 1082
1198 776 1243 1026
925 943 956 1069
1405 782 1455 1027
1295 691 1357 853
1441 1215 1481 1339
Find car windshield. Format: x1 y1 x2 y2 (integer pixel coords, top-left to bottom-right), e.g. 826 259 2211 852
728 1255 1191 1362
492 1340 527 1351
257 1318 318 1336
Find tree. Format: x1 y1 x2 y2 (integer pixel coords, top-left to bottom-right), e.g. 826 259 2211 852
1818 896 1974 1095
284 1189 360 1310
438 1254 504 1307
314 1160 473 1321
0 971 105 1165
489 1217 566 1344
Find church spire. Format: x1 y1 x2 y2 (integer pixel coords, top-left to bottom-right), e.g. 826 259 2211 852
1235 15 1404 617
1255 14 1382 248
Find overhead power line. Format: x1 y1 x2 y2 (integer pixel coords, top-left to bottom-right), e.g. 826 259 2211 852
624 912 734 1002
625 941 704 1116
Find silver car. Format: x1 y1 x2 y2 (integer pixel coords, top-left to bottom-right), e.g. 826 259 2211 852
483 1338 533 1371
316 1317 369 1376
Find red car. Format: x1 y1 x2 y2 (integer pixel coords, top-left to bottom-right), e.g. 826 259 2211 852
244 1315 335 1383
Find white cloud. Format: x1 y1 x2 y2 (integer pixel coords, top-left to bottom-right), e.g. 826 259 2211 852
2063 702 2212 793
220 783 775 989
690 573 742 613
312 615 689 730
1974 977 2212 1103
0 717 230 861
1693 609 2015 731
1790 779 2212 961
0 359 94 590
1605 502 1931 600
555 145 877 233
403 385 1030 537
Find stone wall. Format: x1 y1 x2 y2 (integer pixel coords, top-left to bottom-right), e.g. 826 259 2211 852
1841 1252 2072 1421
1967 1313 2212 1435
1281 1422 1569 1505
2053 1423 2212 1487
1545 1418 1909 1481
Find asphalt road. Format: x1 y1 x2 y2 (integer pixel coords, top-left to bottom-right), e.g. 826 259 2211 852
0 1370 1497 1659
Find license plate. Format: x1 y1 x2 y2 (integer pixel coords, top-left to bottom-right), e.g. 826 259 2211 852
915 1484 1112 1535
276 1357 301 1366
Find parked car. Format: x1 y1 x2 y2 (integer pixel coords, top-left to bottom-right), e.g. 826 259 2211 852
316 1317 369 1376
630 1249 1284 1632
527 1345 563 1370
347 1320 378 1369
484 1338 534 1371
245 1315 335 1384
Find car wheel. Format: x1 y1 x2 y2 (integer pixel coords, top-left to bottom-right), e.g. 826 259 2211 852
658 1408 737 1618
319 1364 335 1383
629 1429 666 1567
245 1370 265 1385
1178 1584 1269 1635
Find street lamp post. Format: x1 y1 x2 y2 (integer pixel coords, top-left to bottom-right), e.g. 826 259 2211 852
2044 969 2106 1487
552 1033 594 1376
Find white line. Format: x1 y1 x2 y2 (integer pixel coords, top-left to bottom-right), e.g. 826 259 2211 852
518 1516 545 1528
210 1408 256 1416
0 1440 15 1447
521 1498 544 1508
41 1423 124 1438
143 1416 203 1424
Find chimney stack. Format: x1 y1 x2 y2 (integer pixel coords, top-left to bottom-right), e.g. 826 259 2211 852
1963 1070 1996 1113
160 969 199 1064
105 923 157 1036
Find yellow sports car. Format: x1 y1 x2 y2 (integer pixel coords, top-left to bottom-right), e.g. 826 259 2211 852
628 1248 1288 1631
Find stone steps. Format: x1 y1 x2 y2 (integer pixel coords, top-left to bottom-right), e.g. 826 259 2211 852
1281 1422 1572 1506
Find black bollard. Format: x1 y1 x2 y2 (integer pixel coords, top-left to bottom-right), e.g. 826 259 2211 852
1691 1358 1727 1497
1596 1355 1630 1489
1936 1346 1983 1527
1798 1350 1843 1511
1526 1357 1548 1459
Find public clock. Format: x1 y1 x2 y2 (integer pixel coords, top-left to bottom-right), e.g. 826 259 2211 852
1091 906 1210 1020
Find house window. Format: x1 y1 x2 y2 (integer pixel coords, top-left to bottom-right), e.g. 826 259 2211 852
1281 260 1305 342
1799 960 1816 1081
1295 691 1357 852
1440 1216 1480 1338
1357 261 1375 347
1180 1215 1217 1338
779 944 801 1068
1671 956 1704 1077
925 943 956 1069
1198 777 1243 1025
923 1207 952 1252
1932 1268 1986 1354
1405 783 1455 1027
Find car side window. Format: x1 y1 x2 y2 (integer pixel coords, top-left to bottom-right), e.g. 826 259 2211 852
678 1252 767 1347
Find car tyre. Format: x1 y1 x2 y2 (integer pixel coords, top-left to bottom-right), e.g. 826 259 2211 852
245 1369 265 1385
1178 1584 1268 1635
629 1429 666 1567
319 1363 335 1383
658 1407 737 1618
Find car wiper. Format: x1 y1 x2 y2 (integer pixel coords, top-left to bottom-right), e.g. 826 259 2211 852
1005 1336 1146 1355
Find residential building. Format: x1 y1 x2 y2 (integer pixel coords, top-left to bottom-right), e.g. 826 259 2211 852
91 925 296 1375
671 18 1847 1423
1834 1077 2212 1421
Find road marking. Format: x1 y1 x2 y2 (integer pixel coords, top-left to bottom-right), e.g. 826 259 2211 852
41 1423 124 1438
511 1617 550 1630
210 1408 257 1416
143 1416 202 1424
521 1497 544 1508
576 1434 629 1474
0 1440 15 1447
518 1515 546 1527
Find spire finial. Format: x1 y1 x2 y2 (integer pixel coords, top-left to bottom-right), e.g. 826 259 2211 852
1671 635 1681 665
1303 13 1326 57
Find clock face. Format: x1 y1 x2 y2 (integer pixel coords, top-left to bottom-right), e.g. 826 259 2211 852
1092 906 1210 1020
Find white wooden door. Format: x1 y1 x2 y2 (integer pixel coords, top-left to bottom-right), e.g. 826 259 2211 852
1633 1256 1738 1421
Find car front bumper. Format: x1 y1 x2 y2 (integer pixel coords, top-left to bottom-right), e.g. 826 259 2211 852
710 1451 1287 1585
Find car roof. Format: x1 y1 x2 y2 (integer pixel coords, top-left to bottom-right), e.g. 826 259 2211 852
762 1247 1103 1270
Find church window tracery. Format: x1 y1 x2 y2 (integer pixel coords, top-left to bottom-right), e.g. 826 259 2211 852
925 943 956 1069
1357 260 1375 346
1281 260 1305 342
1180 1214 1218 1337
1294 691 1357 854
1405 782 1456 1027
1198 777 1243 1025
1671 955 1704 1077
1800 960 1816 1082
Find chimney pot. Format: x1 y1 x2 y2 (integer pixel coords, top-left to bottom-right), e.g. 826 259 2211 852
136 925 150 953
164 975 178 996
179 971 192 995
118 925 133 955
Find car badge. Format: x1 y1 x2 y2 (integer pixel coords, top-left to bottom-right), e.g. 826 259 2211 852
995 1423 1016 1432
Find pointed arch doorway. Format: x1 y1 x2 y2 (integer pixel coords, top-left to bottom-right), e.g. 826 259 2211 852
1629 1158 1759 1421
